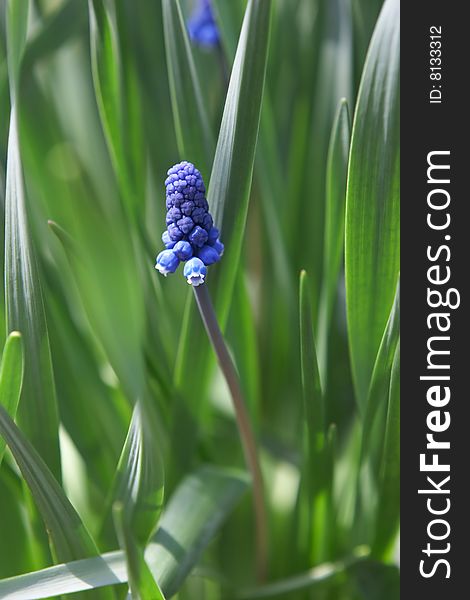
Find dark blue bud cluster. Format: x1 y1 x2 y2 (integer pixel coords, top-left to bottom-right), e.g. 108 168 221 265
155 161 223 286
187 0 219 49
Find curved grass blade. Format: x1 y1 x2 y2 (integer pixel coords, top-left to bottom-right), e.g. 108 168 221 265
113 401 164 545
161 0 214 178
113 503 166 600
345 0 400 408
317 99 351 374
0 466 249 599
5 106 61 480
372 341 400 559
0 406 102 563
0 332 23 466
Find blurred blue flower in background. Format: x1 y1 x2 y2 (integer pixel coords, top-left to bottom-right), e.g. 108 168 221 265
155 161 223 285
187 0 220 49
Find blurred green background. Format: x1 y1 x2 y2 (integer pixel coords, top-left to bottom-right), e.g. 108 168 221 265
0 0 399 598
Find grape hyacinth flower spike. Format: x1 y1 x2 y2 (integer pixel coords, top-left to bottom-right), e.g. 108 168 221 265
155 161 223 286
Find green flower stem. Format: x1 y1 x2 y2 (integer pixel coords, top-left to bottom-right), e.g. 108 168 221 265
193 284 268 581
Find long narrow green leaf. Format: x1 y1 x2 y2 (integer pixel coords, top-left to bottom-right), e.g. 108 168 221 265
0 405 101 563
209 0 271 326
145 465 249 596
0 466 249 599
318 98 351 374
161 0 214 178
372 341 400 559
299 271 325 454
88 0 145 220
0 331 23 465
5 105 61 480
113 503 166 600
113 400 164 545
345 0 400 408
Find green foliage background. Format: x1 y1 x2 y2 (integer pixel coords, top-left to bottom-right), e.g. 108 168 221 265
0 0 400 598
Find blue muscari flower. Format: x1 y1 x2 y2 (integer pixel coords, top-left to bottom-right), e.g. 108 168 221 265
184 257 207 286
197 244 220 266
155 161 224 285
187 0 219 49
155 249 179 276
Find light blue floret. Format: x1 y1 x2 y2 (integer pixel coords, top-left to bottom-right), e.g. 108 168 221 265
155 249 179 276
183 257 207 286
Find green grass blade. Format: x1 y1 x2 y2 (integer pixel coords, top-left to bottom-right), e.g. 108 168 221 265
362 279 400 458
372 341 400 559
161 0 214 178
208 0 272 325
345 0 400 408
88 0 145 220
5 0 28 95
113 401 165 545
0 406 102 563
237 549 369 599
318 99 351 374
0 332 23 465
0 551 126 600
0 466 248 599
5 106 61 480
299 271 325 454
113 503 166 600
298 270 325 561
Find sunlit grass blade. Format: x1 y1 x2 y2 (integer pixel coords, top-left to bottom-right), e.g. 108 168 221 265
0 332 23 465
5 105 61 480
318 99 351 375
298 270 325 561
113 401 164 545
345 0 400 408
113 503 166 600
0 466 249 599
372 341 400 559
162 0 214 178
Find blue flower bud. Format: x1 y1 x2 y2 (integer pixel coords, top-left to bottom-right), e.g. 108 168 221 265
162 230 176 249
208 226 219 244
167 223 184 242
197 244 220 265
213 239 224 256
155 249 180 276
177 216 194 235
188 225 208 248
183 257 207 286
173 240 193 261
187 0 219 49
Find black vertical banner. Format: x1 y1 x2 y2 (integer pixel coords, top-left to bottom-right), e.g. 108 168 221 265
401 2 468 598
